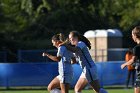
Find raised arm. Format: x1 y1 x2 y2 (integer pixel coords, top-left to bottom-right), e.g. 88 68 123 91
42 52 61 62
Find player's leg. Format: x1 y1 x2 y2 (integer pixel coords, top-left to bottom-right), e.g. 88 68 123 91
60 83 70 93
74 72 88 93
48 76 60 92
87 67 108 93
75 78 88 93
135 87 140 93
89 80 100 92
89 80 108 93
59 73 73 93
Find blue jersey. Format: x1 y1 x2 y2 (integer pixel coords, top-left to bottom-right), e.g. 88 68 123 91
57 46 73 76
76 41 95 69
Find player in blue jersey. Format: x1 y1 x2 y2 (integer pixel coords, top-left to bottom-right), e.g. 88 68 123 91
42 33 76 93
60 31 108 93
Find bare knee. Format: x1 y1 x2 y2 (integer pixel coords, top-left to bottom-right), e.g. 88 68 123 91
47 85 52 91
74 78 87 92
74 86 81 92
135 88 140 93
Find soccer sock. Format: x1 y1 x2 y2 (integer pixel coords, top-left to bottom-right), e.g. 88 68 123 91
75 92 81 93
50 88 61 93
99 88 108 93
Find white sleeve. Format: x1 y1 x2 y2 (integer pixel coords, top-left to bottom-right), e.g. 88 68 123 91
57 46 66 57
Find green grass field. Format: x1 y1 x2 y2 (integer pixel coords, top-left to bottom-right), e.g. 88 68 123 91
0 89 134 93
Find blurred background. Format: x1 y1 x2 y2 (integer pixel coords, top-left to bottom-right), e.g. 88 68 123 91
0 0 139 92
0 0 139 62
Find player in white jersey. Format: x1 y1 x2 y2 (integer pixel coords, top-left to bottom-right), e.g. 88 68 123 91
61 31 108 93
42 33 76 93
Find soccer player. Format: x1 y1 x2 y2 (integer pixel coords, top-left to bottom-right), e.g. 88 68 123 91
42 33 75 93
60 31 108 93
121 26 140 93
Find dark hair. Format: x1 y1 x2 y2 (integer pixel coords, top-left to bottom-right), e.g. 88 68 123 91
52 33 65 42
70 31 91 49
132 26 140 39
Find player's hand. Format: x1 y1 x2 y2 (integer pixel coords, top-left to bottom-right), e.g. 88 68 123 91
121 64 126 69
42 52 49 57
42 53 45 57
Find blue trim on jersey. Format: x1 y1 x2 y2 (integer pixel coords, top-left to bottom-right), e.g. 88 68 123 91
80 48 92 68
88 69 93 81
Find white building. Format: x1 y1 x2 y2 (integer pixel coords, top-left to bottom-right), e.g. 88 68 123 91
84 29 123 62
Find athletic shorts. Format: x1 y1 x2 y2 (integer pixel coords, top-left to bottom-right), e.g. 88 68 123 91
57 75 73 84
79 72 86 78
79 66 98 83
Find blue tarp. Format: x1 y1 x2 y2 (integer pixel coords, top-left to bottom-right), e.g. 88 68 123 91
0 62 128 87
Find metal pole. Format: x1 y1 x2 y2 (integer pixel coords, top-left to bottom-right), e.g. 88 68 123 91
95 32 97 62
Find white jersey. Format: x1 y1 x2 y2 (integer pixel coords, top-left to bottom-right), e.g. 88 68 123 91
57 46 73 83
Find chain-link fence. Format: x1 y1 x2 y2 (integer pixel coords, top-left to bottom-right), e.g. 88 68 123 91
89 48 128 62
17 48 128 63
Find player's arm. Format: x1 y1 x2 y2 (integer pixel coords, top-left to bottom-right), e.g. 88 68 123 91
121 56 135 69
42 52 61 62
59 42 81 53
64 44 81 53
71 57 77 64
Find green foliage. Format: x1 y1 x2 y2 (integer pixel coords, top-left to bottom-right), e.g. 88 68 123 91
21 0 33 16
0 0 140 50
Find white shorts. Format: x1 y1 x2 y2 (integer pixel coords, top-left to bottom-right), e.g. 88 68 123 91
57 75 73 84
79 66 98 83
80 72 86 78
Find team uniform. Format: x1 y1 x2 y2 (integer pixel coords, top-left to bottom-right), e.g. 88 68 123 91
133 44 140 87
75 41 98 82
75 41 108 93
57 46 73 84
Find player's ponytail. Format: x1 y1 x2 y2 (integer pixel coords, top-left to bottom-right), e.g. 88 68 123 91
52 33 65 42
79 35 91 50
58 33 65 42
70 31 91 49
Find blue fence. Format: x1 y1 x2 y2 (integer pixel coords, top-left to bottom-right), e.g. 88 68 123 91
17 49 128 63
0 62 127 88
